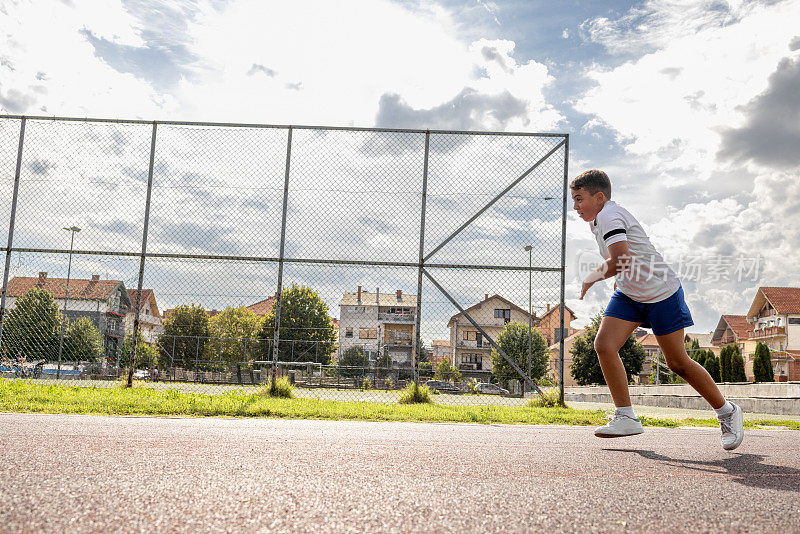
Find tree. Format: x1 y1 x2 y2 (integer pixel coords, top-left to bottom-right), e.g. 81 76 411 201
120 331 159 369
731 349 747 383
704 354 721 382
418 361 433 377
258 284 336 364
416 340 430 364
753 341 774 382
490 321 548 385
690 348 707 368
649 352 683 384
569 312 645 385
207 306 263 365
159 304 211 369
719 344 736 382
65 316 103 363
2 287 62 361
338 346 367 377
434 358 462 383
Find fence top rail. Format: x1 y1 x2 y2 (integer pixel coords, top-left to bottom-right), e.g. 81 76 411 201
0 114 569 138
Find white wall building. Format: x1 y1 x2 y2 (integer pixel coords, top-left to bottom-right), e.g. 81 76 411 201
338 286 416 367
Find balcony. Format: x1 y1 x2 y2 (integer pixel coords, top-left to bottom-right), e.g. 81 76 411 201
750 326 786 340
378 312 414 323
716 335 736 346
458 340 491 350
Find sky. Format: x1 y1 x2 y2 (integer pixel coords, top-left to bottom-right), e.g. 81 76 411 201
0 0 799 341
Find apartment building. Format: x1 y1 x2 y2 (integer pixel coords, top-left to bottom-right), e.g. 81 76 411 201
430 340 452 368
546 328 584 387
338 286 416 366
5 272 131 361
447 294 536 376
125 289 164 344
536 303 577 346
745 287 800 381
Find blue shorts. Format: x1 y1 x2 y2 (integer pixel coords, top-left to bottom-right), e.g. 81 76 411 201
604 286 693 336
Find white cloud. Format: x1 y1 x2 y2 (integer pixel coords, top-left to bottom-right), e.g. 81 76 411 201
576 0 800 179
570 0 800 331
0 0 170 116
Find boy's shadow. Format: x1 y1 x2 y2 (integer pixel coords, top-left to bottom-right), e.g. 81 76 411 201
604 449 800 493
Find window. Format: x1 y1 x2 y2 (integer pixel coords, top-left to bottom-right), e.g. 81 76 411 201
345 327 353 338
359 328 377 339
463 330 477 341
353 306 365 314
789 318 800 325
462 354 481 364
494 309 511 323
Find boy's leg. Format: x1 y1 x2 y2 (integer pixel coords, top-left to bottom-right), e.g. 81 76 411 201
655 329 724 408
594 316 641 407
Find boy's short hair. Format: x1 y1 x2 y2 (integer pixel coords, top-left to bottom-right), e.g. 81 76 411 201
570 169 611 199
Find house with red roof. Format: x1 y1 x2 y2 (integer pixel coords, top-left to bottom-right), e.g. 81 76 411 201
711 314 756 379
447 294 537 376
745 287 800 381
4 272 131 362
125 289 164 345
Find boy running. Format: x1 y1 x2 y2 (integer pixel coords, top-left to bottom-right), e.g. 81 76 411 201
572 170 744 450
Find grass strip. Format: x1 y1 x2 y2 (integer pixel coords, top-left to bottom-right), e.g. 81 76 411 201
1 379 797 430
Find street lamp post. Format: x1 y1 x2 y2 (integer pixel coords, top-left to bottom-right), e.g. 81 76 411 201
524 245 533 392
56 226 80 380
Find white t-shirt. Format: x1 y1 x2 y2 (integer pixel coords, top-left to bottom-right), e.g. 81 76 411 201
591 200 681 303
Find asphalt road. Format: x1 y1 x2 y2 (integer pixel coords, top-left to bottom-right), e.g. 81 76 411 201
1 414 798 533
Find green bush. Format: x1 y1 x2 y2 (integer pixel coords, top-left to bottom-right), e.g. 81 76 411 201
363 376 373 390
753 342 774 382
398 381 432 404
719 344 736 382
262 376 293 398
704 354 721 382
384 376 394 390
527 387 566 408
731 351 747 382
465 378 480 394
690 349 707 367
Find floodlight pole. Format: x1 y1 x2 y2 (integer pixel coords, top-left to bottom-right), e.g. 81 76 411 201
56 226 80 379
525 245 532 391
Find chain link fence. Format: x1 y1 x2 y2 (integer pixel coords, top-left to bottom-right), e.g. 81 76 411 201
0 115 569 407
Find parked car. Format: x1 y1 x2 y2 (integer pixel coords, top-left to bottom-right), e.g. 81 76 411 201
476 382 509 395
425 380 462 393
133 369 149 380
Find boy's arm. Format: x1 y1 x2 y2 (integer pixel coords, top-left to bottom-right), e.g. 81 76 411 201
579 240 631 300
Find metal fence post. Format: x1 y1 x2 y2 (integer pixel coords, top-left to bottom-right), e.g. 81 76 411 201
127 120 157 387
272 126 292 384
0 117 25 351
558 134 569 404
413 131 430 385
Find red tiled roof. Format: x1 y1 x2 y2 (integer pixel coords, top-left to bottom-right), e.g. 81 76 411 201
247 297 276 317
7 276 120 301
448 294 535 326
639 333 659 347
536 304 577 322
431 339 450 347
722 315 754 340
127 289 159 317
760 287 800 314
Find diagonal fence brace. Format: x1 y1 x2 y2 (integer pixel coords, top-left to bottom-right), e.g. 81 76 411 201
422 268 543 397
424 138 566 263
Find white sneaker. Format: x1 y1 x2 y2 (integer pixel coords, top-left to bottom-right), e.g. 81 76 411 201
594 410 644 438
719 403 744 451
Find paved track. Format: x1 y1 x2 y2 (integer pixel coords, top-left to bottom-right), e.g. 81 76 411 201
1 413 798 533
